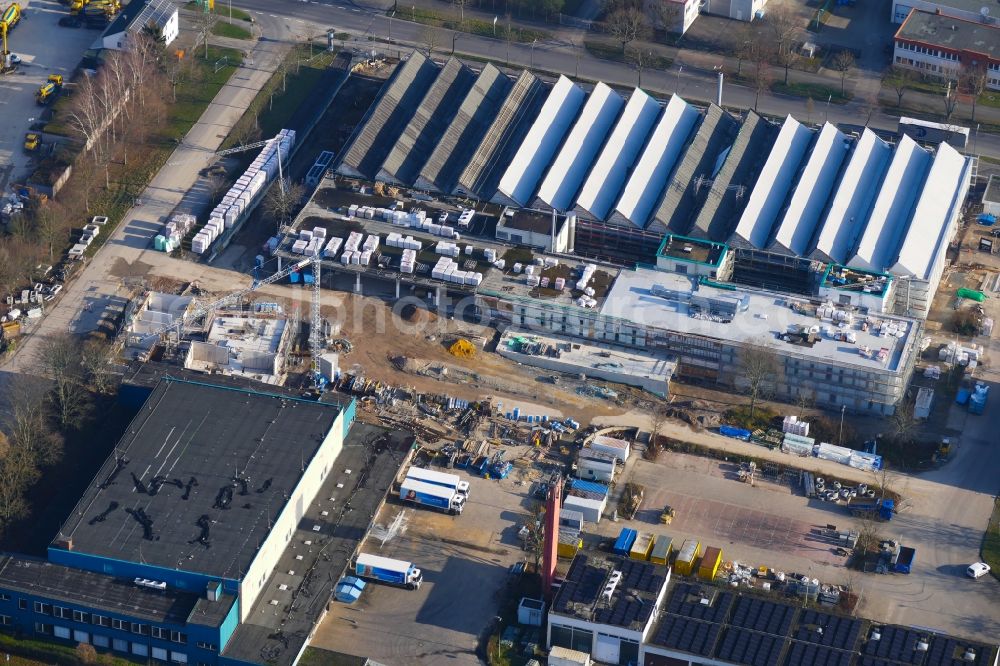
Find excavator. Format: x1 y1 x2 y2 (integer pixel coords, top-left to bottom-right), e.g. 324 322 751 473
1 3 22 73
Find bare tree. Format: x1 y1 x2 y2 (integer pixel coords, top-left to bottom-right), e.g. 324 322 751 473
0 445 38 526
605 6 648 53
961 63 988 123
263 179 306 230
452 0 468 25
8 380 62 467
627 45 654 87
207 172 228 206
739 338 779 420
884 66 912 108
767 6 799 85
645 404 667 461
832 50 855 96
748 42 773 111
421 24 440 57
81 337 119 395
648 0 681 37
889 399 918 440
76 643 98 664
943 80 959 121
39 332 87 429
795 387 815 417
520 501 545 572
733 23 756 77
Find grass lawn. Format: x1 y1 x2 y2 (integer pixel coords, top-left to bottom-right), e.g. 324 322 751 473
185 0 253 21
584 37 672 70
221 45 336 150
212 19 253 39
0 633 135 666
983 497 1000 582
772 80 852 104
400 6 549 43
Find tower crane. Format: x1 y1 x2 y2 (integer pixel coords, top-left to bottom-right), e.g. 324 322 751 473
140 252 326 389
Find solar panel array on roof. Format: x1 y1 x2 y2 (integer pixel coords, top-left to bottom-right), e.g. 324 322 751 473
716 627 787 666
535 82 624 211
497 75 585 206
337 52 439 179
414 63 512 194
377 58 476 186
793 609 863 650
729 596 796 636
925 636 992 665
689 110 775 242
552 555 607 616
665 582 735 623
651 616 721 655
574 88 662 221
455 70 546 200
784 642 854 666
610 95 704 231
731 115 814 249
645 103 732 234
861 625 930 663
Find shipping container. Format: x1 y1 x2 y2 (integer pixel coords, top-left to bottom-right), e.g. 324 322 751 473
650 536 672 565
674 539 701 576
629 532 654 561
557 528 582 558
698 546 722 581
612 528 637 556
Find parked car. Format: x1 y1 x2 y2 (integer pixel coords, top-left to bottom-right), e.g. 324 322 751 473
967 562 991 579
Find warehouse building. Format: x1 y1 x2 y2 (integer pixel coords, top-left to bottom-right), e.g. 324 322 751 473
547 558 999 666
0 377 387 665
893 9 1000 89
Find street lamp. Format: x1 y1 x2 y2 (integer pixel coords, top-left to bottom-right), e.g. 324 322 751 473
530 38 537 68
675 65 683 92
838 404 846 446
452 32 459 55
493 15 498 37
494 616 503 662
387 10 394 42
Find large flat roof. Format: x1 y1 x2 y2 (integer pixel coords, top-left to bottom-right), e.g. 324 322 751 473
415 63 512 194
574 88 661 221
893 142 969 279
731 115 813 249
377 58 476 186
601 267 915 372
812 128 892 264
535 82 624 211
497 75 585 205
618 95 703 231
770 123 850 256
896 9 1000 59
848 135 931 272
54 378 343 581
551 553 666 632
0 555 235 627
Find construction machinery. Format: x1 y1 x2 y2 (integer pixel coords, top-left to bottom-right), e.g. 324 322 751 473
82 0 119 26
659 504 676 525
36 74 63 105
1 3 22 73
142 254 327 390
23 132 39 152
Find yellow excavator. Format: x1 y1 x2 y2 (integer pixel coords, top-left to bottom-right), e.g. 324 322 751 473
1 3 22 73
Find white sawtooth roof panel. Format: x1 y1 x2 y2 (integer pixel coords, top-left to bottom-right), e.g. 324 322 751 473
731 115 813 248
848 135 931 272
813 128 892 264
497 76 586 206
770 123 850 256
574 88 661 220
892 143 969 278
536 82 624 211
612 95 700 228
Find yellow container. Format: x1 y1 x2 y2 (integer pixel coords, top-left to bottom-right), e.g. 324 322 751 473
650 536 672 565
557 529 582 558
674 539 701 576
698 546 722 581
629 532 654 560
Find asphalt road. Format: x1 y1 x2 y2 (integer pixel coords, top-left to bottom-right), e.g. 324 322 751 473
234 0 1000 159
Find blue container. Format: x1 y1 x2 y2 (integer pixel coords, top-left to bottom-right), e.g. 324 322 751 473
720 425 752 441
613 528 638 555
956 388 971 405
570 479 609 496
512 408 521 421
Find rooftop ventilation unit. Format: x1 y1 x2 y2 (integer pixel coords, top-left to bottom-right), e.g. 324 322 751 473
134 578 167 591
601 570 623 602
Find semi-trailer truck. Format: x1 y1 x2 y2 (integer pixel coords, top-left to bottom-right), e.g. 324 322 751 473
354 553 423 589
399 477 466 514
405 466 470 496
848 498 894 521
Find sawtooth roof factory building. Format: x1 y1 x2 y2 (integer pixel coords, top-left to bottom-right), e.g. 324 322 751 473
322 53 977 415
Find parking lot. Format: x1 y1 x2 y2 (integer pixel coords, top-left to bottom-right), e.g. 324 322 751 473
309 462 536 665
0 0 98 189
